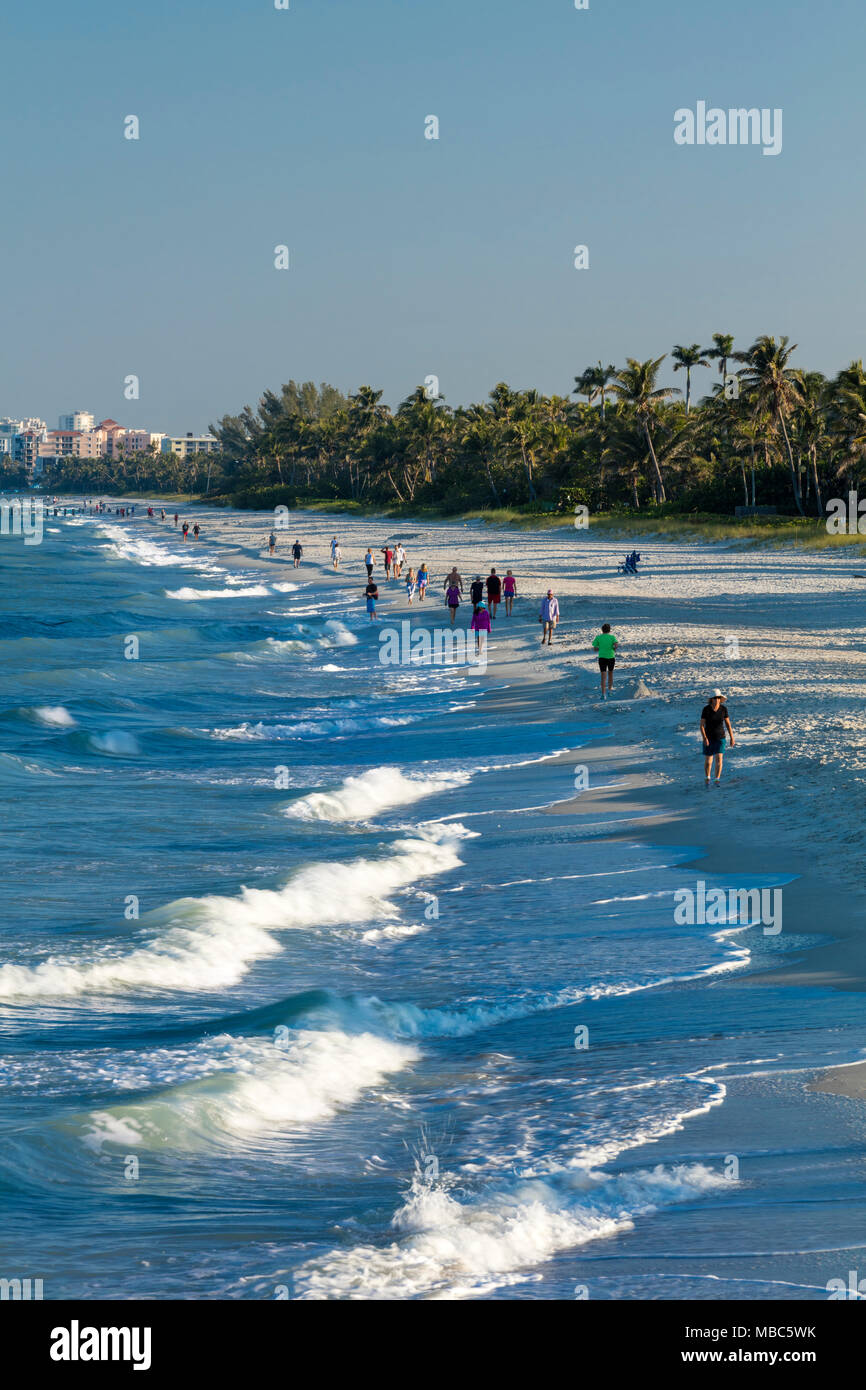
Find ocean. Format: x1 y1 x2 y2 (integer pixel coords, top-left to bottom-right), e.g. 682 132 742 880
1 506 864 1301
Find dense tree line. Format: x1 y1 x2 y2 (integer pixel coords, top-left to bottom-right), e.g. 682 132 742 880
19 337 866 515
7 448 225 497
207 341 866 516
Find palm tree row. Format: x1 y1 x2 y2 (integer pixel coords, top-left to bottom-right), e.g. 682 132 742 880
43 343 866 515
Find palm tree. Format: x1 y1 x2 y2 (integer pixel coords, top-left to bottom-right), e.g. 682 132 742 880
458 405 501 506
574 362 617 420
608 357 681 502
738 336 806 515
672 344 710 413
793 372 829 514
704 333 737 391
730 410 765 508
397 385 449 484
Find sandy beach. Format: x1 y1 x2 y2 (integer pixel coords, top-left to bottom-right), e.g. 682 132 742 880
130 499 866 1089
8 495 865 1303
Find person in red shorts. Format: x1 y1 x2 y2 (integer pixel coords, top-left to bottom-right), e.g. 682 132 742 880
486 568 502 619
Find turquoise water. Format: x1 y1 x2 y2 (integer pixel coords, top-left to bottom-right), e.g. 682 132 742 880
1 508 864 1300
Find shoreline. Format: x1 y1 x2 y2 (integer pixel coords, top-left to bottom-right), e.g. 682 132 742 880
94 499 866 1104
35 493 866 554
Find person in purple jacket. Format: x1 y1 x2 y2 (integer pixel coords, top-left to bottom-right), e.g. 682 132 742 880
470 598 491 655
539 589 559 645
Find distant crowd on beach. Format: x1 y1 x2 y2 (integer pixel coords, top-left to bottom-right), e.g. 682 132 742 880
56 507 735 785
296 533 735 785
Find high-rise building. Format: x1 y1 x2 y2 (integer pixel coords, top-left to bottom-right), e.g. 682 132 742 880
58 411 95 432
161 433 220 458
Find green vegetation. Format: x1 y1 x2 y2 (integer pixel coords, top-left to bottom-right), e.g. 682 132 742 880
11 451 224 498
28 339 866 552
205 339 866 522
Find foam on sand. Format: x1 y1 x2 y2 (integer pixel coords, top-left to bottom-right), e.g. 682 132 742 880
0 826 468 999
285 766 472 822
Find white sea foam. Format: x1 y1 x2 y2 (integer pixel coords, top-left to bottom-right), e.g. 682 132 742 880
99 525 221 573
32 705 77 728
285 766 472 822
0 827 467 999
213 715 415 741
82 1028 418 1151
294 1161 728 1299
361 924 426 943
165 585 270 601
322 620 358 646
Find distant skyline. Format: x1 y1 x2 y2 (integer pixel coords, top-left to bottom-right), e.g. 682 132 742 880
3 0 865 434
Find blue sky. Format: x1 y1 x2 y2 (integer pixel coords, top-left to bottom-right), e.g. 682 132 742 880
2 0 864 433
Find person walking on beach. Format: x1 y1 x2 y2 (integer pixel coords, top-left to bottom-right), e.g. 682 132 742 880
330 536 339 569
539 589 559 645
291 539 302 568
394 543 405 579
365 578 379 620
700 689 735 786
160 509 166 521
443 565 463 595
173 512 178 527
381 544 393 579
268 532 277 556
592 623 619 699
182 521 189 541
469 574 484 612
445 576 461 626
333 542 342 571
405 566 417 605
486 568 502 620
470 598 491 655
417 563 429 600
364 546 375 579
503 570 517 616
193 523 200 540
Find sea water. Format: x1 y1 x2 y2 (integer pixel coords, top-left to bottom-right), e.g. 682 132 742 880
0 509 864 1301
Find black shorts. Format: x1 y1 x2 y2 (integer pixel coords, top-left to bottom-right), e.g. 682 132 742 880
598 657 615 671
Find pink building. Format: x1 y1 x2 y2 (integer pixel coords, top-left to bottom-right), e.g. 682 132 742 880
38 430 81 460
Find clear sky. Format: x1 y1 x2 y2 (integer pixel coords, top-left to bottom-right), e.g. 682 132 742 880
3 0 865 434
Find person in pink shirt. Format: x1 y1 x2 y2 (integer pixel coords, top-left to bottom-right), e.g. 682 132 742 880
470 598 491 654
503 570 517 616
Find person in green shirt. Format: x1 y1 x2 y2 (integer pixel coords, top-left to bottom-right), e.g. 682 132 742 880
591 623 619 698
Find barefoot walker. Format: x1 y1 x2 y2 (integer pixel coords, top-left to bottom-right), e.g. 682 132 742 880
700 689 735 785
592 623 618 698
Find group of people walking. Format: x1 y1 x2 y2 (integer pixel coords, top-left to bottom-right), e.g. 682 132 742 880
269 531 738 784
